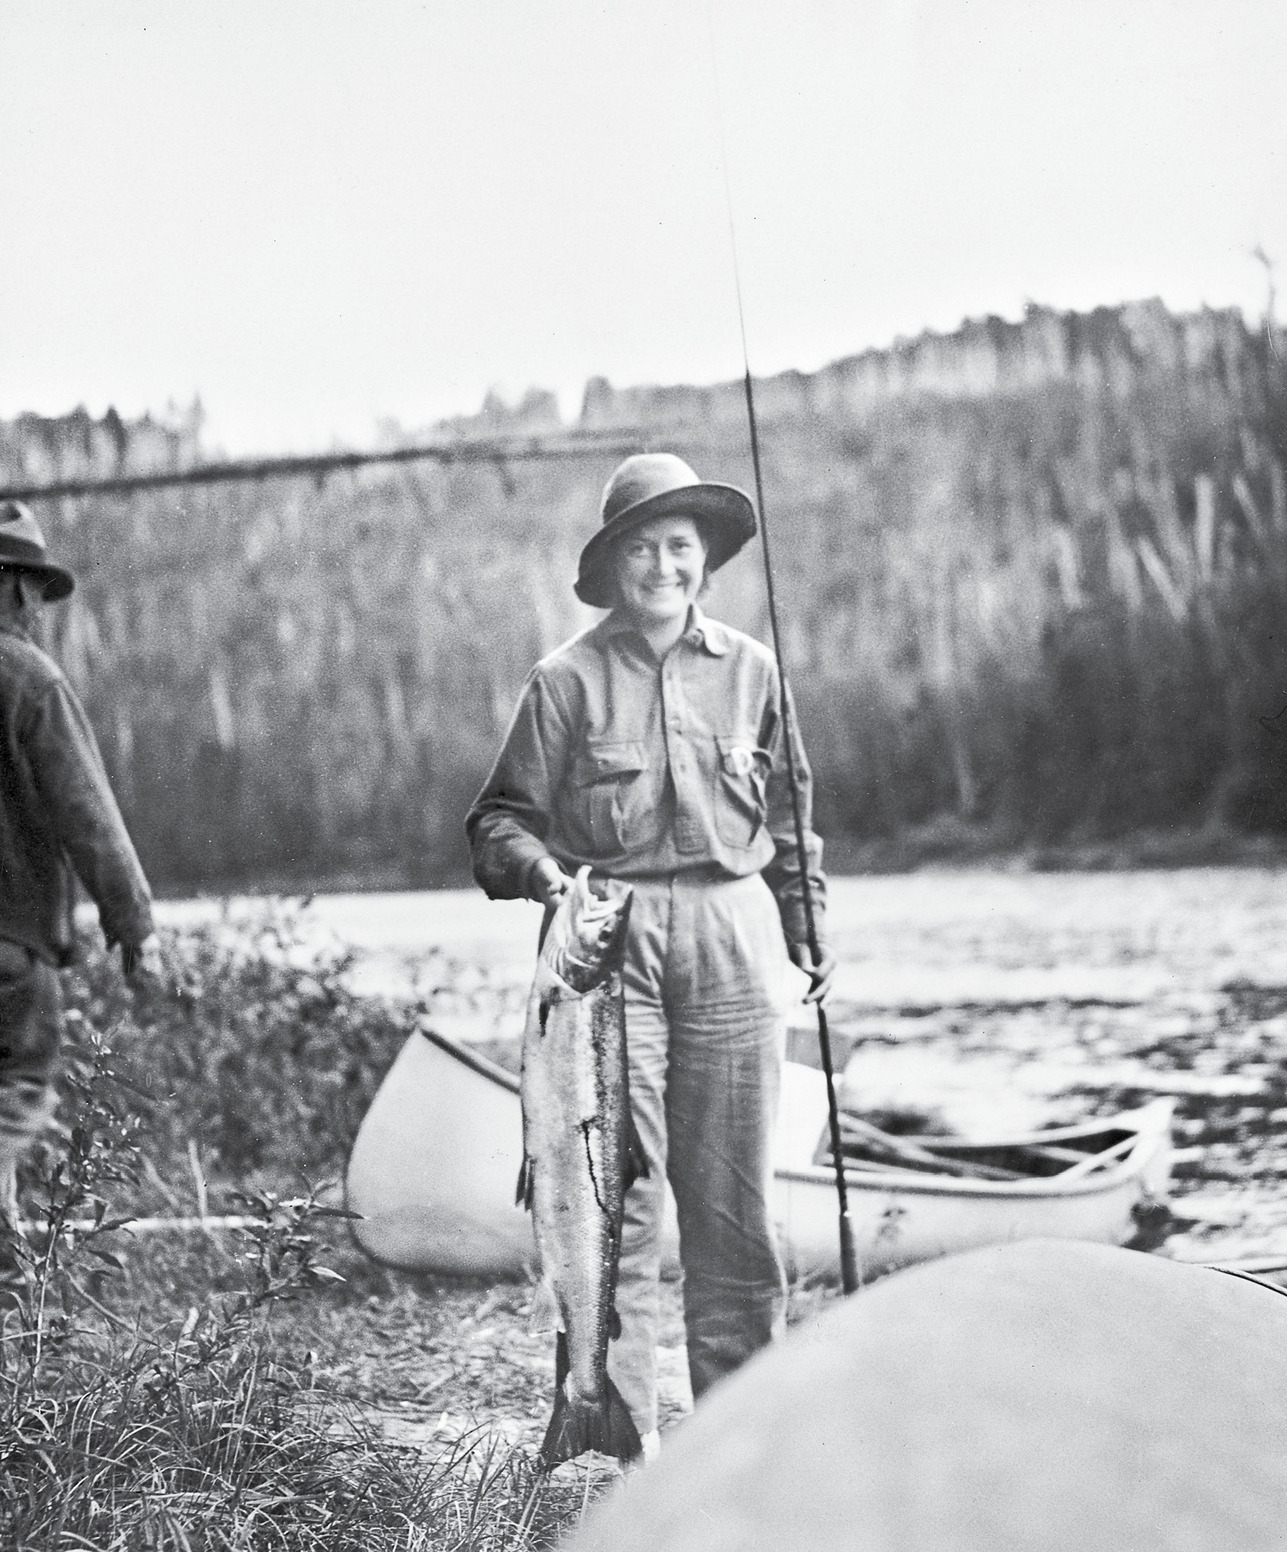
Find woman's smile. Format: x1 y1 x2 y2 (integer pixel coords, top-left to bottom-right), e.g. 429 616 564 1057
613 515 707 629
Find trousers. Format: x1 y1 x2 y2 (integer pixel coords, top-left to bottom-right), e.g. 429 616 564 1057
604 870 789 1436
0 940 62 1223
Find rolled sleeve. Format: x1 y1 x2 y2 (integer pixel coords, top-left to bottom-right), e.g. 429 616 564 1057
465 667 573 900
28 682 154 949
759 678 827 948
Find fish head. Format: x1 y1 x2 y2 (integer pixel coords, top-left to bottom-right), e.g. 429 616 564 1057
544 866 633 993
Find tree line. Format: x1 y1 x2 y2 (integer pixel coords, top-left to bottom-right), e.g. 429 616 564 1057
4 299 1285 891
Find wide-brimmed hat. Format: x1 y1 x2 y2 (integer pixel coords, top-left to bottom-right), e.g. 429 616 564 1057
575 453 757 608
0 502 75 601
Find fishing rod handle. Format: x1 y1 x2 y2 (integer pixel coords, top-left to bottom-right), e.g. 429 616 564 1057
838 1210 860 1296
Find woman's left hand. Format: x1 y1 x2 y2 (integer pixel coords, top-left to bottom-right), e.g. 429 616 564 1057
787 941 837 1006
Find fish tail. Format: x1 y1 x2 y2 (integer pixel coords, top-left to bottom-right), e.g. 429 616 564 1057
537 1337 642 1468
609 1375 644 1457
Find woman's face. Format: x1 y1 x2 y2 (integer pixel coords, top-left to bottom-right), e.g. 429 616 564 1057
612 514 707 628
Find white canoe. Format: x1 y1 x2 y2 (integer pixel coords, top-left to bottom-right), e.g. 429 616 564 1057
345 1025 1174 1282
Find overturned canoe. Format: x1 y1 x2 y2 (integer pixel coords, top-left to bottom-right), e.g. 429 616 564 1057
345 1025 1173 1281
568 1239 1287 1552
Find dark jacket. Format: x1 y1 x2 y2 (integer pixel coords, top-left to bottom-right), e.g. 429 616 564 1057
0 626 153 965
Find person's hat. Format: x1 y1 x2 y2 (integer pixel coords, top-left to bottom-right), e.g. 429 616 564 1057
0 502 75 600
575 453 757 608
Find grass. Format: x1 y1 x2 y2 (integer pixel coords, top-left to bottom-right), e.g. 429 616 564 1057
0 918 603 1551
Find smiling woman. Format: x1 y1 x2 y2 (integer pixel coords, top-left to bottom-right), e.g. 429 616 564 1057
466 450 835 1459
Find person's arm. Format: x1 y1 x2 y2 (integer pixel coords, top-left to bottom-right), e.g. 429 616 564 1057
26 680 154 961
466 667 575 904
759 675 835 1003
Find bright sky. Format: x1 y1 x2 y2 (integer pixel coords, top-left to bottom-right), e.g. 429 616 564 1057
2 1 1284 454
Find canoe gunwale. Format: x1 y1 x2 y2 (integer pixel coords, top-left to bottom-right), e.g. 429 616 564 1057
418 1023 520 1094
894 1110 1164 1151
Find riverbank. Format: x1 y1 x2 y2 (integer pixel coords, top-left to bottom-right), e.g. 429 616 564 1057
32 865 1287 1546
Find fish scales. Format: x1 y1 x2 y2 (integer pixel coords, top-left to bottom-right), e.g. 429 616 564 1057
520 866 644 1468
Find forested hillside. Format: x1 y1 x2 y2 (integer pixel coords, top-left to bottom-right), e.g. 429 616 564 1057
3 298 1285 891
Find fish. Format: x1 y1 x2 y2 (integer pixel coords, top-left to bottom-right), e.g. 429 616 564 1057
517 864 646 1468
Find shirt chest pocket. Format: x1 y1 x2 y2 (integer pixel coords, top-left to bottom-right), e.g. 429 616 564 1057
570 739 651 855
714 734 772 849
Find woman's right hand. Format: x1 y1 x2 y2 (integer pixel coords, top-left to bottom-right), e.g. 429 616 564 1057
530 857 573 907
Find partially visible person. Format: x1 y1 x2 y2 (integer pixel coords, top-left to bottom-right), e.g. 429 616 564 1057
0 501 157 1227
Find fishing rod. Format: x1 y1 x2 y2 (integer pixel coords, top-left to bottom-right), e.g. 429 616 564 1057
707 12 860 1296
742 362 859 1298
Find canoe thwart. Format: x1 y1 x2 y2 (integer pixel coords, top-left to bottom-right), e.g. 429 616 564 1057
823 1113 1144 1185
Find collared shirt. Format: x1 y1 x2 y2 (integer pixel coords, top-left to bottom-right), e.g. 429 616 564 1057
466 607 825 945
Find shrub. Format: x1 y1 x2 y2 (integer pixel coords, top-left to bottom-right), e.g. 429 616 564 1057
53 908 415 1208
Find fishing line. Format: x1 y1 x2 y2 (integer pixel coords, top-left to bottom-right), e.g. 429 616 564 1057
703 0 860 1296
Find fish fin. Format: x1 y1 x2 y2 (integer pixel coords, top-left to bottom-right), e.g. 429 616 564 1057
536 1385 585 1470
624 1117 650 1190
537 1364 642 1469
608 1305 621 1342
515 1155 535 1211
536 899 558 952
529 1279 563 1335
601 1375 644 1462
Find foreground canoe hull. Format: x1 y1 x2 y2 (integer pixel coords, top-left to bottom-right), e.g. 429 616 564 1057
567 1240 1287 1552
345 1027 1173 1280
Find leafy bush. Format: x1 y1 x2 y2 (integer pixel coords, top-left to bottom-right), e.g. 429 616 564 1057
0 927 584 1550
52 908 415 1208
